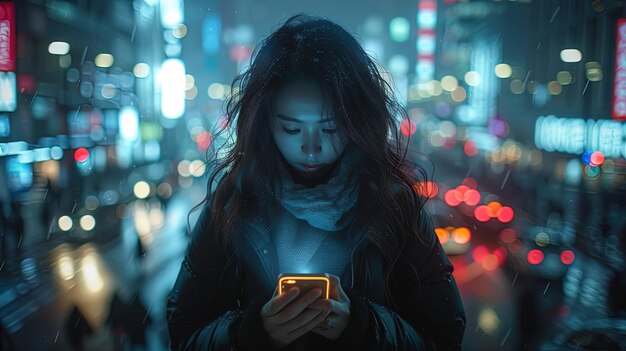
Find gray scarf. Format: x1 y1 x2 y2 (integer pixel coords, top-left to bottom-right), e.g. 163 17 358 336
274 152 361 232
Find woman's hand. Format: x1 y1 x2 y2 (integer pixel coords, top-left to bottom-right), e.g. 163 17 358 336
306 274 351 340
260 287 331 348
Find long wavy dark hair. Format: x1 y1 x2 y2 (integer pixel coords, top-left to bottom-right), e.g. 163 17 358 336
199 14 430 308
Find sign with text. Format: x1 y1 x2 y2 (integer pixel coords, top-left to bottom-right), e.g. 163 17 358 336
415 0 437 83
613 19 626 121
535 115 626 159
0 2 15 72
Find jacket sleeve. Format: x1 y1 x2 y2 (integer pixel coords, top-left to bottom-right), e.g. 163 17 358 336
166 203 276 350
334 209 466 351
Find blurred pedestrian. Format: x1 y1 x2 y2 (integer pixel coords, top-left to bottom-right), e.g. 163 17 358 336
608 268 626 317
64 305 94 351
0 205 7 275
107 291 153 351
0 202 23 276
7 202 23 251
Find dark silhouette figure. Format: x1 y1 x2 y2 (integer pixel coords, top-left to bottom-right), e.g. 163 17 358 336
608 269 626 317
107 292 152 350
64 305 94 351
0 202 24 276
7 202 23 251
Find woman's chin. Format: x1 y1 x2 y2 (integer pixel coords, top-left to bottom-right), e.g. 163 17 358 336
290 164 336 186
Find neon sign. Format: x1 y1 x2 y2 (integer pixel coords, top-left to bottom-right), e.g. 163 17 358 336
415 0 437 83
535 115 626 159
613 19 626 121
0 2 15 72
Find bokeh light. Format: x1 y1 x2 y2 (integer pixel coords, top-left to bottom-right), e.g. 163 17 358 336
527 249 544 265
590 151 605 166
441 75 458 91
451 86 467 102
497 207 514 223
79 215 96 231
495 63 512 78
74 148 89 163
547 81 562 95
400 119 417 136
474 205 490 222
510 79 524 94
133 181 151 199
133 63 150 78
435 228 450 244
464 71 481 86
560 250 575 265
48 41 70 55
413 181 439 198
452 227 471 244
557 71 573 85
464 141 478 156
472 245 489 263
58 216 73 231
95 53 114 68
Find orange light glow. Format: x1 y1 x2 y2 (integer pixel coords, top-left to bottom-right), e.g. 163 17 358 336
486 202 502 217
414 181 439 198
435 228 450 244
452 227 471 244
481 254 499 271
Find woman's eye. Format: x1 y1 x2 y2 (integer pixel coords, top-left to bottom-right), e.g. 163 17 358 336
282 128 300 134
322 129 338 134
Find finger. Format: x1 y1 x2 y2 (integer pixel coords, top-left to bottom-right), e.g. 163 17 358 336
279 307 324 332
262 287 300 317
272 288 322 324
326 274 342 301
306 298 332 311
286 308 331 340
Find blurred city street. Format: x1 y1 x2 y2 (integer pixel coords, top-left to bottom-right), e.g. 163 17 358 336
1 180 205 351
2 0 626 350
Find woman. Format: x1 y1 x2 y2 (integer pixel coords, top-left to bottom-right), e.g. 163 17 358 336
167 14 466 350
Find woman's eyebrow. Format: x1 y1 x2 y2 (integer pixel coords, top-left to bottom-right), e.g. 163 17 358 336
276 114 334 123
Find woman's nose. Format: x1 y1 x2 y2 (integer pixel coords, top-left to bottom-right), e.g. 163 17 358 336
301 132 322 154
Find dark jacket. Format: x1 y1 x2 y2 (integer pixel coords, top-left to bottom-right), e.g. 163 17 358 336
166 193 466 350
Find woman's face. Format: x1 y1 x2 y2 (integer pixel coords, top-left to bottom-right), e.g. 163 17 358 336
271 80 348 183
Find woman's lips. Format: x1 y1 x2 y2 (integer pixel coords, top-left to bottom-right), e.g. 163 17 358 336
302 164 323 172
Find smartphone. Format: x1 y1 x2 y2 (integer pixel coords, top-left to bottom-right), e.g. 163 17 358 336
278 273 330 299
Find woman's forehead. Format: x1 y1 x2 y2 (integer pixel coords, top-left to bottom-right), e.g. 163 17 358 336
273 80 334 119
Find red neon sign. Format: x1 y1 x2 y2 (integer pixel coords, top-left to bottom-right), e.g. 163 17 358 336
0 2 15 72
613 19 626 121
